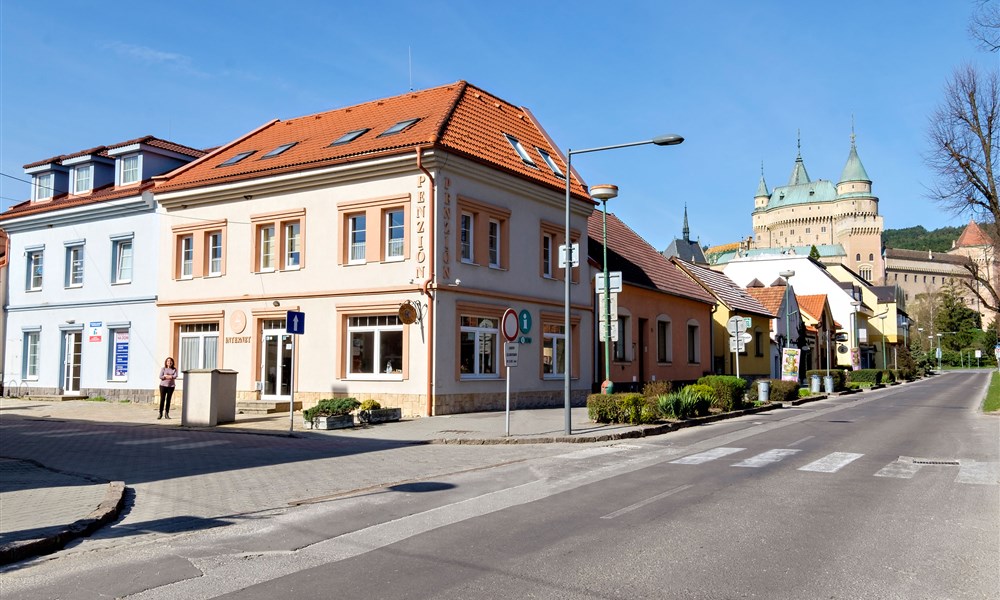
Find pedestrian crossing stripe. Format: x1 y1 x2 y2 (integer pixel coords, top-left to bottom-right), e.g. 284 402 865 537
732 448 800 468
799 452 864 473
670 447 745 464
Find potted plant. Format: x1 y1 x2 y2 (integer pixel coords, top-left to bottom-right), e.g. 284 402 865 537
303 398 360 430
356 399 402 424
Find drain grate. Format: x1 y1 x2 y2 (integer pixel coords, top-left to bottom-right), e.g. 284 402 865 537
910 458 960 466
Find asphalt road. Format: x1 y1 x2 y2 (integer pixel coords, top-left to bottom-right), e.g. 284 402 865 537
3 373 998 599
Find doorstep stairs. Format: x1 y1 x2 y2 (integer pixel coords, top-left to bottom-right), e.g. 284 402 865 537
237 400 303 415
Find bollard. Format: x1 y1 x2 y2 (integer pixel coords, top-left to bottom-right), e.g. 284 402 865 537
758 379 770 403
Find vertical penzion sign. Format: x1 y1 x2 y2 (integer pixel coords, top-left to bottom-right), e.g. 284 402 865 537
113 330 130 379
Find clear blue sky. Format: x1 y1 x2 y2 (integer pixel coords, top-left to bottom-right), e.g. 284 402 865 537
1 1 995 250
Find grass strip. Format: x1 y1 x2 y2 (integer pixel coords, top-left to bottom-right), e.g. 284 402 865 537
983 371 1000 413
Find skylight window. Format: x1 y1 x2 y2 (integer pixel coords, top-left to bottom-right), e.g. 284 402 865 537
218 151 256 167
330 128 371 146
261 142 297 159
378 118 420 137
536 148 564 178
504 134 537 168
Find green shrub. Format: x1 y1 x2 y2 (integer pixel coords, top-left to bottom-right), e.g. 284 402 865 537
697 375 747 411
358 399 382 411
642 380 672 398
880 370 896 383
798 388 812 398
303 398 359 421
87 396 107 402
768 379 800 403
588 394 618 423
849 369 882 384
587 393 659 424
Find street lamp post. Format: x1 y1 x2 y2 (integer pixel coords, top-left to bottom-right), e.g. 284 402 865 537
876 312 888 370
851 299 862 368
936 333 943 371
562 134 684 435
779 270 795 349
591 184 618 394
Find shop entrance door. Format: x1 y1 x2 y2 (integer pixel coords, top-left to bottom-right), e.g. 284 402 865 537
63 331 82 394
261 320 293 400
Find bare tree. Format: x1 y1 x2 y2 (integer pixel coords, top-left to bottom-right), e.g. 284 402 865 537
926 64 1000 311
970 0 1000 52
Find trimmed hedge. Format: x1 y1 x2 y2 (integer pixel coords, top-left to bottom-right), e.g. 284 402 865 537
697 375 748 411
769 379 800 402
848 369 883 384
303 397 360 421
587 393 659 424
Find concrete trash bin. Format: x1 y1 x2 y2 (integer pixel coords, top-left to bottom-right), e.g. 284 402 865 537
181 369 238 427
823 375 834 393
758 379 770 402
810 374 821 393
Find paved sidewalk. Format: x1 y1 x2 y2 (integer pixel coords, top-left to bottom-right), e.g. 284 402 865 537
0 395 786 565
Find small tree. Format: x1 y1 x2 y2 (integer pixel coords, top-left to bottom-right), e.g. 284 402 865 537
809 245 821 260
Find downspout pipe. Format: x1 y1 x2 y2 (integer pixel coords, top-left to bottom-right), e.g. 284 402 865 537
416 148 436 417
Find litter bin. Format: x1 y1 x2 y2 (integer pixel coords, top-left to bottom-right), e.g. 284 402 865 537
181 369 238 427
810 374 821 393
757 379 770 403
823 375 834 393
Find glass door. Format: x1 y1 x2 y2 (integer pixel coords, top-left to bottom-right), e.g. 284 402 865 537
63 331 82 394
261 322 293 400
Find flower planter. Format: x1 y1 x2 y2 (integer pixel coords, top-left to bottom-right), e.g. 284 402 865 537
359 407 402 424
306 414 355 430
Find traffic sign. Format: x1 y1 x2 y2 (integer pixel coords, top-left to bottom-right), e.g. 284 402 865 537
504 342 519 367
558 243 580 268
597 291 619 324
741 332 753 343
518 309 532 334
286 311 305 335
595 271 623 294
727 315 749 334
599 319 619 342
729 338 745 352
501 308 519 342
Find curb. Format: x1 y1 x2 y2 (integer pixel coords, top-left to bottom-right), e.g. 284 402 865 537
428 402 781 445
0 480 126 566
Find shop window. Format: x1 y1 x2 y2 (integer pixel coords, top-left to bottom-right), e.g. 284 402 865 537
347 315 404 377
460 315 498 378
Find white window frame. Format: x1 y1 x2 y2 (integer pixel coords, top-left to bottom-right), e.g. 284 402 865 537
23 330 40 380
120 154 140 185
26 249 44 291
503 133 537 167
108 327 130 381
65 244 84 288
346 315 404 379
180 235 194 279
208 232 223 276
178 324 219 374
542 234 553 278
73 165 93 194
34 173 54 200
460 316 499 379
284 221 301 269
542 323 565 378
385 210 405 261
112 238 133 284
260 225 275 272
488 219 500 268
349 214 366 264
460 213 474 263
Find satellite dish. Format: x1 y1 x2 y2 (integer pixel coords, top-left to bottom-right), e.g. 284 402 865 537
398 302 418 324
838 344 848 354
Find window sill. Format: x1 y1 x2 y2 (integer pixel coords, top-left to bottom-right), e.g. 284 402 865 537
65 285 83 290
111 280 132 286
346 374 404 381
206 273 223 279
283 265 302 271
25 288 42 293
460 374 501 381
383 257 405 264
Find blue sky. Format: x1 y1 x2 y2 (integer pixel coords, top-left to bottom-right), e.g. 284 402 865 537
1 1 995 251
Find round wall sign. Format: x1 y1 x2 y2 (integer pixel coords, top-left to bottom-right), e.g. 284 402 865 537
398 302 418 324
518 309 532 334
230 310 247 334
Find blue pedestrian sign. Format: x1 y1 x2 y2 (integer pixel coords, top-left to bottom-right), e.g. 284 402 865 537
286 311 305 335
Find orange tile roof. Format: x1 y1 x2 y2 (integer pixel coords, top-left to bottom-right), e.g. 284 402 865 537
954 219 993 247
796 294 829 323
155 81 589 201
588 211 716 305
745 286 785 315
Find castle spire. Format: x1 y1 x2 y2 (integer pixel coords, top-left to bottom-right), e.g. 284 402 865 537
788 130 810 185
839 126 870 184
756 161 769 197
683 203 690 242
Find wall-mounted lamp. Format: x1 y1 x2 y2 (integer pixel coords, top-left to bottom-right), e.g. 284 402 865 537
272 300 280 307
66 319 75 324
447 279 462 287
244 195 253 200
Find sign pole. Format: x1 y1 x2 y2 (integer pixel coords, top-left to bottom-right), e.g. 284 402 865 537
289 334 295 435
506 364 511 437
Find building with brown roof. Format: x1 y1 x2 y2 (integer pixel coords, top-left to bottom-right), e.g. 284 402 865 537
152 81 596 416
1 137 205 400
587 211 716 388
672 258 773 379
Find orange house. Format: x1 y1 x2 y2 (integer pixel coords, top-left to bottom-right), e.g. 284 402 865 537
588 211 716 390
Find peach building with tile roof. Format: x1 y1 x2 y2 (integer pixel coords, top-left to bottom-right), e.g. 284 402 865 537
153 81 597 416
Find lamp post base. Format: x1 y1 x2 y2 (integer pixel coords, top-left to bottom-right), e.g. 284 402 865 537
601 379 614 394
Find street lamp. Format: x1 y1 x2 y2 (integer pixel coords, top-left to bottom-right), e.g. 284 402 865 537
874 312 888 370
562 134 684 435
779 270 795 349
936 333 943 371
591 183 619 395
851 299 862 368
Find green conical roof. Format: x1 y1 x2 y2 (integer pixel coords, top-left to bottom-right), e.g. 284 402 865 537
756 173 769 197
839 140 870 183
788 154 810 185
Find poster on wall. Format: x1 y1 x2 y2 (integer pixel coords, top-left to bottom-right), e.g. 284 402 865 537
850 347 861 370
89 321 103 342
781 348 801 382
114 330 129 378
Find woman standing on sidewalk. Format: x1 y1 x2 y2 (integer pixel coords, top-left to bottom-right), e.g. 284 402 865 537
158 357 178 419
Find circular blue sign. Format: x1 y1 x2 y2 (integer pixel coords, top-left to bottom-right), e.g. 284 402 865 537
518 310 532 334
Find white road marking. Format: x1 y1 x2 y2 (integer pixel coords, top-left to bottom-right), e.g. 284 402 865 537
556 446 630 460
874 459 923 479
165 440 230 450
954 461 1000 485
601 485 693 519
798 452 864 473
788 436 815 447
116 437 185 445
732 449 800 468
670 447 745 464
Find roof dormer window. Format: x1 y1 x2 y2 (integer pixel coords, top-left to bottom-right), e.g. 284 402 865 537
73 165 93 194
120 155 140 185
33 173 54 201
330 128 370 146
378 118 420 137
218 151 256 167
536 148 564 178
262 142 297 159
504 134 537 167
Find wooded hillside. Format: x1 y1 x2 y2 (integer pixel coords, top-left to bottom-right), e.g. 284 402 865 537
882 225 964 252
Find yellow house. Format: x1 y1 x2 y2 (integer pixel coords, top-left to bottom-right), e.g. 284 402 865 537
672 259 774 378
